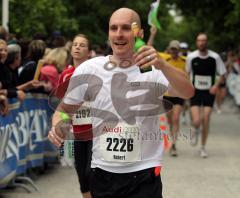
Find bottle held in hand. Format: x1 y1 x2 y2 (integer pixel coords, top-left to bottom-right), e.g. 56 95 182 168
131 22 152 73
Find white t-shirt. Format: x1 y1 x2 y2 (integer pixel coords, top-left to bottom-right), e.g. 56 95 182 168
63 55 169 173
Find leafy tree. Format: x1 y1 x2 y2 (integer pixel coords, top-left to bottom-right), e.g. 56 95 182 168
7 0 78 38
166 0 240 51
3 0 238 52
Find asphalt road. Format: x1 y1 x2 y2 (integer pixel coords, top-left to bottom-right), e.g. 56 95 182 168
1 98 239 198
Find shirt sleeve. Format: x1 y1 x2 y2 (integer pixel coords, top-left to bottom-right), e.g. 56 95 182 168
185 55 192 74
7 88 18 98
55 70 71 99
153 67 170 92
63 65 88 105
216 54 227 76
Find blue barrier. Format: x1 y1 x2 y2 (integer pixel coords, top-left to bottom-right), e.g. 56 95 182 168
0 93 58 188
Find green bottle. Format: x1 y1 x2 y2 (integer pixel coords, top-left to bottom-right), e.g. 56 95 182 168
132 22 152 73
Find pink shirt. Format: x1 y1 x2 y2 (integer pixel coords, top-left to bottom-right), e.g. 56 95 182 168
40 65 59 89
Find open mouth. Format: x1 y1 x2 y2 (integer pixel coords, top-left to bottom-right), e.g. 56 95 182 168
114 41 127 46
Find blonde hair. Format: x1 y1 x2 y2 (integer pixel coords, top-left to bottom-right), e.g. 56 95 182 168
44 47 68 72
0 39 7 46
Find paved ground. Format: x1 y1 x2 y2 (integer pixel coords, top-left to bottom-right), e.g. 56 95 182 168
1 98 240 198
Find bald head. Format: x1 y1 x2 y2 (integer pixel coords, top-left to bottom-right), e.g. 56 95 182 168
110 8 141 28
108 8 143 59
196 33 208 52
197 33 208 41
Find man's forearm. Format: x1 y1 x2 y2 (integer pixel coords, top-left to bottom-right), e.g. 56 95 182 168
160 61 195 99
52 102 82 127
215 75 225 87
147 33 157 46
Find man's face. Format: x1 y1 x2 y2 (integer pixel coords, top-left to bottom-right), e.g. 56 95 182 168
169 47 179 58
196 34 208 52
109 12 135 58
0 43 8 63
13 52 21 70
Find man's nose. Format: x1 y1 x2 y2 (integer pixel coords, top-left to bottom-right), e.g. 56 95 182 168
116 28 123 37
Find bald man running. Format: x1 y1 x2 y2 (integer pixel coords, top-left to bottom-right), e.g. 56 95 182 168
48 8 194 198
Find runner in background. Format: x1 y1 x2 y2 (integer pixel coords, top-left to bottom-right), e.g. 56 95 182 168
162 40 186 157
186 33 226 158
179 42 191 125
55 34 92 198
215 52 228 113
147 27 188 156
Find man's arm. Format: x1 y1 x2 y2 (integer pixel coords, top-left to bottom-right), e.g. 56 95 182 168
48 101 82 148
134 46 195 99
209 75 225 95
17 80 42 91
209 54 227 95
158 62 194 99
147 26 157 46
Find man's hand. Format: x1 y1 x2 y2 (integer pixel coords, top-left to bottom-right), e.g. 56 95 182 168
209 84 218 95
134 45 165 70
48 103 82 148
42 81 53 92
0 94 9 116
48 119 71 148
30 80 43 89
0 89 7 96
17 80 43 91
48 126 64 148
134 46 194 99
17 90 26 101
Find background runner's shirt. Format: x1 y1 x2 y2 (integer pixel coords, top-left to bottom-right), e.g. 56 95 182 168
186 50 226 91
159 52 186 72
159 53 186 96
55 65 75 99
56 65 92 139
63 56 169 173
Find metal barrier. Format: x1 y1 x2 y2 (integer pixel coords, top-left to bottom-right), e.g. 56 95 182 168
0 93 58 192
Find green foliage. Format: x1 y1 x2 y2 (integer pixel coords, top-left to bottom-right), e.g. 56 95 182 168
1 0 239 51
167 0 240 51
2 0 184 49
8 0 79 38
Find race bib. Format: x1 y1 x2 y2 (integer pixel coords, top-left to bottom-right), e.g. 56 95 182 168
72 102 92 125
100 122 141 163
194 75 212 90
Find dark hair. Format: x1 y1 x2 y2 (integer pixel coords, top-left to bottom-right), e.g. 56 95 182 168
0 26 8 41
28 40 46 62
73 34 92 51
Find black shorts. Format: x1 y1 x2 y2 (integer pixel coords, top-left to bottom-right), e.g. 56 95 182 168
74 140 92 193
90 167 162 198
163 96 184 106
190 90 215 107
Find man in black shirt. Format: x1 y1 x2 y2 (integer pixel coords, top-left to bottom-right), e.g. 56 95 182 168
186 33 226 158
